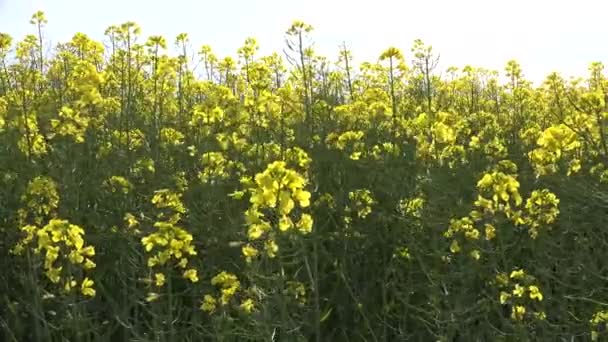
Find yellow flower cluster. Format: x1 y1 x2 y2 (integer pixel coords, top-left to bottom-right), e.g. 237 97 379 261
476 170 523 208
151 188 187 222
200 271 254 314
407 111 467 168
326 130 366 160
444 217 481 259
199 151 243 184
130 157 156 179
495 269 545 322
369 142 401 161
346 189 375 219
524 189 560 239
16 113 48 158
528 124 581 176
104 175 133 195
238 161 313 262
141 190 198 300
444 166 560 258
160 127 185 147
216 132 247 152
49 106 89 144
590 163 608 183
333 88 391 128
397 196 425 219
17 176 60 226
15 219 96 297
189 106 225 126
69 59 104 106
590 310 608 341
101 129 145 155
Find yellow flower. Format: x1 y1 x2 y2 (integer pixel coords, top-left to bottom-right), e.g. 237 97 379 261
68 250 85 264
248 224 266 240
512 284 525 297
200 294 216 312
220 286 237 305
81 277 96 297
142 236 154 252
510 269 525 280
477 174 494 189
242 244 259 262
296 214 313 234
499 291 511 304
45 266 62 283
278 191 295 215
511 305 526 321
484 224 496 240
154 273 166 287
265 239 279 258
279 215 294 231
294 189 311 207
81 246 95 257
240 298 255 313
83 259 96 270
64 278 77 292
183 269 199 283
528 285 543 301
464 228 480 240
125 213 139 229
147 256 159 267
470 249 480 260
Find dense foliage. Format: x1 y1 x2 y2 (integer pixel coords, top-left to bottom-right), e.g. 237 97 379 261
1 11 608 342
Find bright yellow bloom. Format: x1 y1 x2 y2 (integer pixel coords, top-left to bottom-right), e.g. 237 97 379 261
183 269 199 283
279 215 294 231
297 214 313 234
528 285 543 301
200 295 216 312
510 269 525 280
83 259 96 270
240 298 255 313
294 189 311 207
81 277 96 297
513 284 525 297
278 191 295 215
242 244 259 262
154 273 166 287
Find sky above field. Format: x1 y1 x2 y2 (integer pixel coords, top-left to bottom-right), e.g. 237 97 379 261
0 0 606 83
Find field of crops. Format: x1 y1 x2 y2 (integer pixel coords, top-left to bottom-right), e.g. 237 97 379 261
1 11 608 342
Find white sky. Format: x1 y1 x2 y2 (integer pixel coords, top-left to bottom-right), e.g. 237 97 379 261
0 0 606 83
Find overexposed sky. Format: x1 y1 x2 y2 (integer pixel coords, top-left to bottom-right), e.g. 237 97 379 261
0 0 606 83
